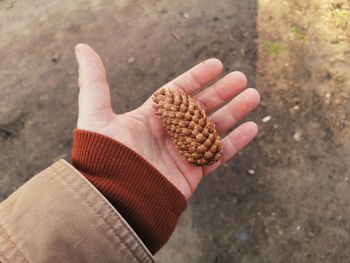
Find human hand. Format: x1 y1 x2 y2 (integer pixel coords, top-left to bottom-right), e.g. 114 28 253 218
75 44 260 199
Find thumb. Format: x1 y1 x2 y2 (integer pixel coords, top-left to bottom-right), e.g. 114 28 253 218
75 43 113 130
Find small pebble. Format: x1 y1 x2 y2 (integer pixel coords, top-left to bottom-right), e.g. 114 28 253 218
127 57 135 64
262 115 272 123
51 52 61 63
294 131 302 141
247 169 255 175
180 11 189 18
294 105 300 110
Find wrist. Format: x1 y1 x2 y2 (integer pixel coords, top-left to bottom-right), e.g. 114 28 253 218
71 129 187 254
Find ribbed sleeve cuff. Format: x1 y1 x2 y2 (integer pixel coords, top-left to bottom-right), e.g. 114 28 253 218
71 129 187 254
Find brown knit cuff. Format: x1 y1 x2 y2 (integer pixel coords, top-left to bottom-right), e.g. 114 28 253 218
71 129 187 254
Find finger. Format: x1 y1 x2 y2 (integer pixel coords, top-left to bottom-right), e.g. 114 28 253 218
204 121 258 175
166 58 223 95
75 43 113 128
194 71 247 113
210 88 260 134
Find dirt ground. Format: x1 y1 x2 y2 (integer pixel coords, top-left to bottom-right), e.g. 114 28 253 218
1 0 350 262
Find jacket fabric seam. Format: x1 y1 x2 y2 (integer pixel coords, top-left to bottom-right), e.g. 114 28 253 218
0 223 29 263
51 165 142 262
57 160 154 260
51 163 152 263
60 160 153 258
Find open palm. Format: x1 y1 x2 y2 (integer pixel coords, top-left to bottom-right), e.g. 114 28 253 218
75 44 260 199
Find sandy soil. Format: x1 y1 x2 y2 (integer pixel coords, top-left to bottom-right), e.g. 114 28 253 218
0 0 350 262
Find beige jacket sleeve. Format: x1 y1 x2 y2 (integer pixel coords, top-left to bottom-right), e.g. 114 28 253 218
0 160 154 263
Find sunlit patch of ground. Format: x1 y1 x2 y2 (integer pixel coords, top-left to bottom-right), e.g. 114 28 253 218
254 0 350 261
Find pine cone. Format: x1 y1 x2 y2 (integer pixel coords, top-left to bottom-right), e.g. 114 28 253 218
152 88 222 166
